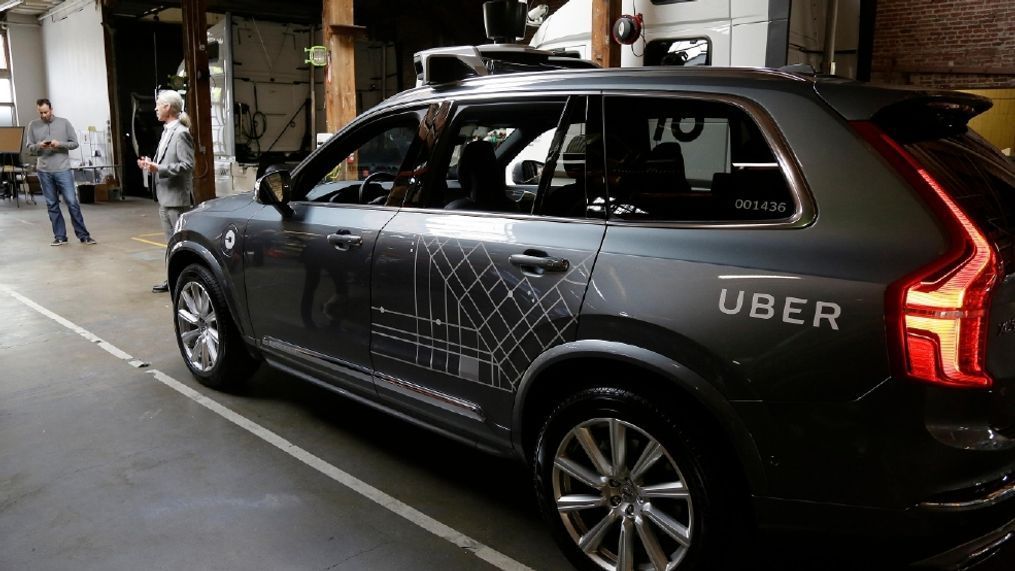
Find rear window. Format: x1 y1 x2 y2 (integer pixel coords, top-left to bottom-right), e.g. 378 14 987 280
903 132 1015 266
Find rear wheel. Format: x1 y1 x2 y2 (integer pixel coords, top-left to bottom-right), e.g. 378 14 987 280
173 264 258 390
533 387 740 570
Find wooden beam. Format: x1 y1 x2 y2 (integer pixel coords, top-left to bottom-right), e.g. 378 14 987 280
323 0 357 135
100 6 123 190
591 0 621 68
181 0 215 205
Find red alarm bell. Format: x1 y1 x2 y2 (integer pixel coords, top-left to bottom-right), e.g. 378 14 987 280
612 13 643 45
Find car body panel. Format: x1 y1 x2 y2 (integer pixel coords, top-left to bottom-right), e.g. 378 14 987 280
242 202 398 397
371 209 606 440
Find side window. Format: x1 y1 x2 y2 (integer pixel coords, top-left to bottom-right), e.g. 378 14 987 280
644 38 711 67
604 96 795 222
299 104 449 206
303 123 416 204
415 99 570 214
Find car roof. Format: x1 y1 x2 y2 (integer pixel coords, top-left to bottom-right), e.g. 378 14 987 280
372 65 992 124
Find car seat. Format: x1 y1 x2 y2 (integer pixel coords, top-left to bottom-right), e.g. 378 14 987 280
640 142 692 194
444 140 516 212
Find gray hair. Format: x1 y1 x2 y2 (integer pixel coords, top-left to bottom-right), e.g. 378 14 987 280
156 90 185 115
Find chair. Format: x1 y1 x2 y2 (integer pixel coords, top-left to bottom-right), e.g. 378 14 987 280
445 140 515 213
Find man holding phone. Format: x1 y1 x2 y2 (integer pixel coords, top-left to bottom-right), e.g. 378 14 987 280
26 98 96 246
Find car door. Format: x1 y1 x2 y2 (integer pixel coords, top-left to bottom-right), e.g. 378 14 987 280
243 108 438 396
370 96 608 443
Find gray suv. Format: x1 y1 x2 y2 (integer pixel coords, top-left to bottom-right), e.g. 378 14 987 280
167 48 1015 570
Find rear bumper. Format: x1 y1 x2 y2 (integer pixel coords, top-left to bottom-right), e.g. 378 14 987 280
754 474 1015 567
913 516 1015 570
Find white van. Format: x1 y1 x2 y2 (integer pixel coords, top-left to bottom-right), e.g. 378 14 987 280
530 0 861 77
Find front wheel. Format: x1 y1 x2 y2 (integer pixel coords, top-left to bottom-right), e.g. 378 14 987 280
533 387 741 571
173 264 259 390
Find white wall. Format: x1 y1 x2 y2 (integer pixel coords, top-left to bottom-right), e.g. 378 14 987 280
6 13 47 128
231 16 318 155
39 0 110 160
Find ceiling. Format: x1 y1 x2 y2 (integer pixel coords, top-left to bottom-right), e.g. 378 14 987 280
105 0 323 24
1 1 570 42
4 0 65 18
3 1 569 27
0 0 323 23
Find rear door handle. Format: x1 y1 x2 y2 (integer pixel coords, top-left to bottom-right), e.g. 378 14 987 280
327 231 363 250
509 253 570 273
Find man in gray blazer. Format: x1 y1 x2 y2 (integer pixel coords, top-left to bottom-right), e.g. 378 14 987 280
138 90 194 293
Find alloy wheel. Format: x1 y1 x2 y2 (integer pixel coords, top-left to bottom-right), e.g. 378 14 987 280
176 281 220 373
552 417 694 571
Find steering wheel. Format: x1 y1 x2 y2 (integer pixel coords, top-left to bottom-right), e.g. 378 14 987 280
359 171 397 204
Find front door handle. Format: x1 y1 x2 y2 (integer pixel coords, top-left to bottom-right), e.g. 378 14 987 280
509 253 570 273
327 231 363 250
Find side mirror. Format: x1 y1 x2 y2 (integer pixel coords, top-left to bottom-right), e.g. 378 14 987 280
256 168 294 217
511 160 543 184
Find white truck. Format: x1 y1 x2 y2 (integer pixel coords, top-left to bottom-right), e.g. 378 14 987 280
529 0 862 78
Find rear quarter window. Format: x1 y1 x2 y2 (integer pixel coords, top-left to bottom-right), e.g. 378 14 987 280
603 96 797 223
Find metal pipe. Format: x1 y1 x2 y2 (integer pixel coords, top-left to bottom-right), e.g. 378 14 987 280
823 0 839 75
310 25 318 144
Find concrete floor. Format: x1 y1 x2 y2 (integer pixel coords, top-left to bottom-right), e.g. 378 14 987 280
2 194 1013 570
0 195 569 570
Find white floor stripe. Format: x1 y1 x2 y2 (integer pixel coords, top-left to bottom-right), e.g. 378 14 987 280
2 286 533 571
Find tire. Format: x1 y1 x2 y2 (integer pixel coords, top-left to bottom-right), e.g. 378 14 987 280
533 387 743 571
173 264 259 390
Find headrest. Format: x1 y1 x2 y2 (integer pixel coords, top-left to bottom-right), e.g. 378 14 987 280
458 140 498 192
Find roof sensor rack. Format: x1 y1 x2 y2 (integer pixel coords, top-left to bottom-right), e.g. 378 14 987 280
414 44 599 86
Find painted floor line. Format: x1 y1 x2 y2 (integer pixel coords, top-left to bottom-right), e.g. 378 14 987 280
1 285 532 571
130 236 167 248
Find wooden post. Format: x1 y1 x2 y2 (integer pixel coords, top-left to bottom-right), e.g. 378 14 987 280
591 0 621 68
323 0 358 133
100 5 123 191
181 0 215 204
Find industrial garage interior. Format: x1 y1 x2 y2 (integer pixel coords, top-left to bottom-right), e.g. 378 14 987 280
1 1 1014 569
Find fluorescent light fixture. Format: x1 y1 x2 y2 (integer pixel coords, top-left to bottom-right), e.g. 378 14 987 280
0 0 24 13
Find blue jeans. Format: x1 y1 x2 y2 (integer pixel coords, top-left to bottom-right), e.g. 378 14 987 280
38 170 91 242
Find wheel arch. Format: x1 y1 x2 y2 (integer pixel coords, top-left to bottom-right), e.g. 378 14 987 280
513 340 768 495
167 241 253 342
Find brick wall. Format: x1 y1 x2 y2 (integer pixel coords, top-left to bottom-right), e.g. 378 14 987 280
872 0 1015 88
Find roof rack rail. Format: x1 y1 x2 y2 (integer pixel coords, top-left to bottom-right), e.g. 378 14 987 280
414 44 598 86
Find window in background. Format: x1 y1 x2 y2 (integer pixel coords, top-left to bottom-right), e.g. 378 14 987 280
0 30 14 127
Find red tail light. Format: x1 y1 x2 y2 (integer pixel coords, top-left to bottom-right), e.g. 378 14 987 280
853 121 998 389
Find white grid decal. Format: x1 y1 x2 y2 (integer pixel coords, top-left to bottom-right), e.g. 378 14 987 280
372 236 594 391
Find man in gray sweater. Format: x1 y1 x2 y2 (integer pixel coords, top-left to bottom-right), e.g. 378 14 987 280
26 98 96 246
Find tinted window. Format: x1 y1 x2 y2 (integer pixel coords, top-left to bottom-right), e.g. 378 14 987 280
299 104 449 206
412 99 569 214
603 96 795 222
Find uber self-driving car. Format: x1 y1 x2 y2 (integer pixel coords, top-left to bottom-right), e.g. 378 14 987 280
167 45 1015 570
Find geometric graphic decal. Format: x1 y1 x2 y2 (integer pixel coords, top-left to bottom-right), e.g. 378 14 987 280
371 236 594 392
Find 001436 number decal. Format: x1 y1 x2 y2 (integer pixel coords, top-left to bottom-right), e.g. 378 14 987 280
734 199 788 213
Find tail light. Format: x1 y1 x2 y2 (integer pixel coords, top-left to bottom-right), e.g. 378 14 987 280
853 121 998 389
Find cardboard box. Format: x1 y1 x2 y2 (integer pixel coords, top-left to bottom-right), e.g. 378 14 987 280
95 175 121 201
